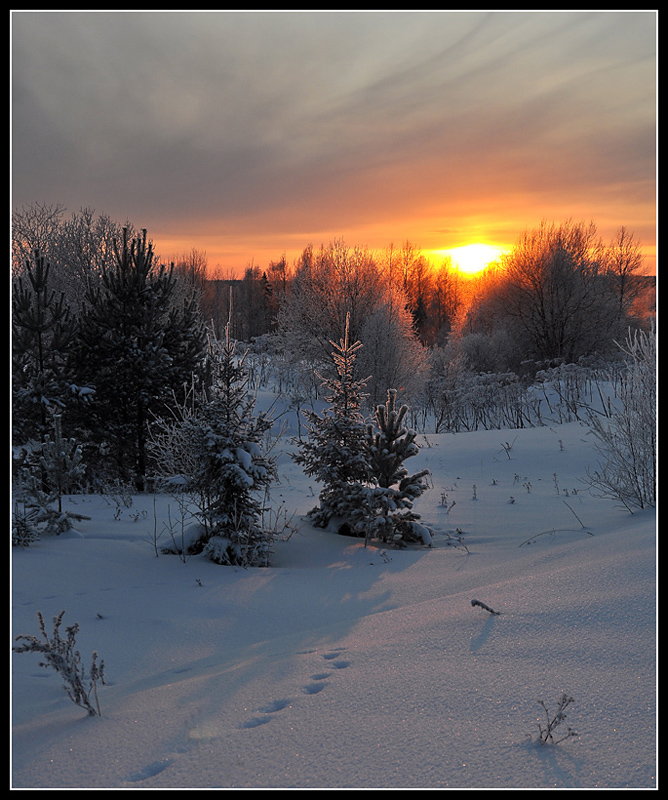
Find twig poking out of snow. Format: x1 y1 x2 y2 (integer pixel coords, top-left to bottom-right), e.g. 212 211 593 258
536 693 579 744
518 528 594 547
471 599 500 615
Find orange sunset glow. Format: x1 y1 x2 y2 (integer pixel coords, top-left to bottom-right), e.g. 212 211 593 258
11 11 656 276
430 244 507 277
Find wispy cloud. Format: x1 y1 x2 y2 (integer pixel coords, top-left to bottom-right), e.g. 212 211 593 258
11 10 656 270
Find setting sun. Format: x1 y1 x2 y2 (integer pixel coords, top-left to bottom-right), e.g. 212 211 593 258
430 243 506 277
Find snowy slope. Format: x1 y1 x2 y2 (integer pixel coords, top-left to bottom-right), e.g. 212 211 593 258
11 422 656 788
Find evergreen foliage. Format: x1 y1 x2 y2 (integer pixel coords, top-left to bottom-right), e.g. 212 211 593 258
74 229 208 490
292 314 372 531
293 316 431 544
13 415 89 542
12 251 80 445
38 415 87 510
150 324 277 567
365 389 431 545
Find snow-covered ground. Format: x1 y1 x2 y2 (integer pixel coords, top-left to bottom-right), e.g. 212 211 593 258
11 419 656 789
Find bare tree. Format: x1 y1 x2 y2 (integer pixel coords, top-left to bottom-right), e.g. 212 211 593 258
498 220 619 363
12 203 135 310
55 208 135 309
358 287 428 409
380 241 435 344
277 239 382 366
12 202 66 277
235 264 276 341
605 226 645 320
424 255 463 345
267 253 291 300
170 248 209 291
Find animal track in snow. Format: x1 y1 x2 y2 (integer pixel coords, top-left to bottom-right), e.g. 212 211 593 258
127 758 173 782
258 698 292 714
239 697 293 729
238 715 272 729
321 648 351 670
303 682 327 695
300 650 351 694
237 647 352 730
322 649 346 660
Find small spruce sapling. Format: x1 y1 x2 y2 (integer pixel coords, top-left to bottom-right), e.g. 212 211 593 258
151 323 277 567
34 415 89 533
366 389 431 545
12 415 89 541
292 313 371 532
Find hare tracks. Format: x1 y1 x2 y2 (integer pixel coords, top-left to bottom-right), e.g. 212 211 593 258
238 647 351 730
126 647 352 783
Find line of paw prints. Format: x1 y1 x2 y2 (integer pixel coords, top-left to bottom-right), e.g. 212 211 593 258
238 648 351 730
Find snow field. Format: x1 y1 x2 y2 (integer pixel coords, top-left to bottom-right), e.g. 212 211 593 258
11 421 656 788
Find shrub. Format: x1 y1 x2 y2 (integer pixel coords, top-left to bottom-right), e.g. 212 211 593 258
584 327 656 511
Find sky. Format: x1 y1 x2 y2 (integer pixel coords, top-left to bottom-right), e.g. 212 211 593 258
11 10 657 276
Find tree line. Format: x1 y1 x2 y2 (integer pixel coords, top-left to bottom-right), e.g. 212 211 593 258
12 203 654 494
203 221 653 380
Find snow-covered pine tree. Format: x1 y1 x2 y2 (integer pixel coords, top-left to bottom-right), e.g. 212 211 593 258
366 389 432 545
12 251 79 446
151 323 276 567
292 313 372 532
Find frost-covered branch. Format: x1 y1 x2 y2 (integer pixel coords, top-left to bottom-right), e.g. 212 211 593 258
583 326 656 511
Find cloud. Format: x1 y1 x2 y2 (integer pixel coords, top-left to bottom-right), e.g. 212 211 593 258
11 10 656 268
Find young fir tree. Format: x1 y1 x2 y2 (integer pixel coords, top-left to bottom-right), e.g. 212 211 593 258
74 229 208 490
12 251 80 446
366 389 432 545
293 314 372 532
152 324 276 567
13 414 89 541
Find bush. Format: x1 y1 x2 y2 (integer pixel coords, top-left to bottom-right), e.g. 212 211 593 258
584 327 656 511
